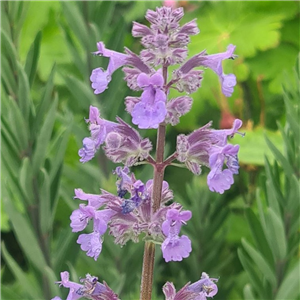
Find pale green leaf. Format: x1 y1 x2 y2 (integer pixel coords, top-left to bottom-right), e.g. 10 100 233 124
241 238 277 287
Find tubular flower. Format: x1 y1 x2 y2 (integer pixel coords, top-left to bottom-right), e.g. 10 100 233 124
52 271 120 300
163 272 218 300
131 71 167 129
176 119 243 193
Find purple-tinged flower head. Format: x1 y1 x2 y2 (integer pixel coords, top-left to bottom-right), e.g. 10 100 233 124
165 96 193 126
133 7 199 66
52 271 120 300
161 208 192 262
131 71 167 129
104 117 152 166
91 42 128 94
163 273 218 300
175 45 237 96
176 119 243 193
78 106 118 163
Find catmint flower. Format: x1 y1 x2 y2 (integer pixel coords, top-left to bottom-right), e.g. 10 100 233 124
165 96 193 126
175 45 237 96
91 42 128 94
104 117 152 166
163 272 218 300
52 271 120 300
131 72 167 129
77 232 102 261
79 106 117 163
176 119 243 193
161 208 192 262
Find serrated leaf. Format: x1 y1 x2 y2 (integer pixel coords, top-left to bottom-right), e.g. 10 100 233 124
275 260 300 300
241 238 277 287
245 208 275 268
266 208 287 260
39 168 51 234
2 190 47 273
24 30 42 87
32 95 57 175
1 242 43 299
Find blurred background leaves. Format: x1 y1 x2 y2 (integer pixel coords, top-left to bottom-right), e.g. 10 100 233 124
1 1 299 300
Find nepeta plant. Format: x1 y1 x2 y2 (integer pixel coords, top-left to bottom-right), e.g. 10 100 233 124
52 6 243 300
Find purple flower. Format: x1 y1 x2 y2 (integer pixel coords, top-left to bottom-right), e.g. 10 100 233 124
176 119 243 193
165 96 193 126
175 45 237 96
91 42 128 94
104 117 152 166
162 235 192 262
70 204 95 232
78 106 118 163
131 72 167 129
74 188 106 208
161 208 192 262
207 144 240 194
53 272 120 300
163 272 218 300
188 272 218 298
77 232 102 261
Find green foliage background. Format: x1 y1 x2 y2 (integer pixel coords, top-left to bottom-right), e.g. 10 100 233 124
1 1 299 300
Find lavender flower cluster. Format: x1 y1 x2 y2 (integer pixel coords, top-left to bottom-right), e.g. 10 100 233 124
53 6 243 300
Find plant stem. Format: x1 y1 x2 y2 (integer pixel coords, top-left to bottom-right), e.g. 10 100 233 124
140 65 168 300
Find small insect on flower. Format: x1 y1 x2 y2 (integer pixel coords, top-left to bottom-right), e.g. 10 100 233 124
202 284 214 295
76 275 98 296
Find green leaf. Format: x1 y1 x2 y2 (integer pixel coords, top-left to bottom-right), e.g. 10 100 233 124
245 208 274 268
6 95 29 151
2 190 47 273
39 169 51 234
266 208 287 260
1 28 18 72
64 75 96 109
24 31 42 87
238 248 264 297
265 135 294 176
19 157 34 205
1 55 17 97
32 64 56 136
243 284 257 300
17 61 31 121
275 260 300 300
231 128 283 166
61 2 89 48
32 94 57 175
241 238 277 287
1 242 43 299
